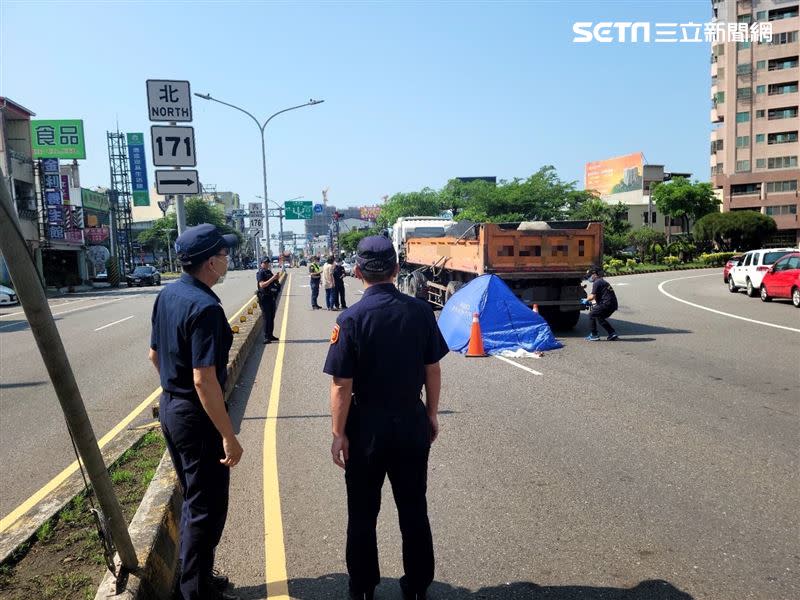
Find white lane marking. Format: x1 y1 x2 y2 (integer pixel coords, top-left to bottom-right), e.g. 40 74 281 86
0 296 98 319
494 355 543 376
0 295 138 330
94 315 134 331
658 274 800 334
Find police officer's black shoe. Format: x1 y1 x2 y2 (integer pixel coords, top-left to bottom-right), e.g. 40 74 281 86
269 336 279 342
209 569 230 590
399 576 427 600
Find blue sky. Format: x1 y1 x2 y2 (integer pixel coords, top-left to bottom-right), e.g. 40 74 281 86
2 0 711 236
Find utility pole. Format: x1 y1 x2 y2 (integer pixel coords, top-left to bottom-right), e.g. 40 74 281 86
0 176 138 573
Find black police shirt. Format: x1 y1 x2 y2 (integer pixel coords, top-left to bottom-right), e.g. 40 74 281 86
257 268 277 297
323 283 449 413
591 278 618 310
150 273 233 398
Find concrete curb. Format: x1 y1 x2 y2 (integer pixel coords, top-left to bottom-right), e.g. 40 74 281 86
94 273 285 599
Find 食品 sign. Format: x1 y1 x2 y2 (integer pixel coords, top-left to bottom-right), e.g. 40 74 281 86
31 120 86 159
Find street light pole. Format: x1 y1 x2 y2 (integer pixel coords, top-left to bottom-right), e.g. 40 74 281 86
257 194 302 257
193 93 323 259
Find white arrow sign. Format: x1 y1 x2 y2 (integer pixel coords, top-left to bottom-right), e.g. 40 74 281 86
151 125 197 167
155 170 200 195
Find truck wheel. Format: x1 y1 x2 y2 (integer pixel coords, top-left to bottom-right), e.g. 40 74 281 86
552 310 581 330
407 272 427 299
444 281 464 303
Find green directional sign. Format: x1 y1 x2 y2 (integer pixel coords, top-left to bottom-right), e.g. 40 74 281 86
285 200 313 220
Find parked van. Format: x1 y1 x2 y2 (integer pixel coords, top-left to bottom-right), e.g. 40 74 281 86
728 247 797 297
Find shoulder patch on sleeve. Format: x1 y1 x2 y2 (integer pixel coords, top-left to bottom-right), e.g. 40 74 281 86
330 324 340 344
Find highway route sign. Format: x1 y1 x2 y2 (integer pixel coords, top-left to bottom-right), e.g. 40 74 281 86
150 125 197 167
285 200 313 220
147 80 193 122
250 217 263 228
155 170 200 194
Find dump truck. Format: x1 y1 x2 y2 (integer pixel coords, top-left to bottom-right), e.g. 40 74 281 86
394 218 604 330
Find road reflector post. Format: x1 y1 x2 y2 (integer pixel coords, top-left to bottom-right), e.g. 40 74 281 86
232 325 240 334
247 308 253 315
466 312 487 357
239 315 246 323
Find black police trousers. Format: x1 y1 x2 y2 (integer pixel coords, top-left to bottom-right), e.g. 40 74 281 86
160 394 230 600
259 294 276 340
344 405 434 595
589 303 617 336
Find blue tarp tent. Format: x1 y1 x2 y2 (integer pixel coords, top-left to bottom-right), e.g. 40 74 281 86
438 274 563 354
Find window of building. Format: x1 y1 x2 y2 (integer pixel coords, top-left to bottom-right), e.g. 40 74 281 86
766 180 798 193
737 87 753 99
736 135 750 148
731 183 761 196
769 31 799 45
756 109 766 118
736 111 751 122
768 131 799 144
714 91 725 104
756 85 766 94
756 133 765 143
769 56 799 71
718 66 725 79
768 106 799 120
756 60 766 70
768 82 799 95
769 6 799 21
737 41 751 50
736 160 751 172
756 10 767 20
736 63 752 75
738 13 752 23
767 156 799 169
756 158 766 168
711 163 724 176
765 204 798 216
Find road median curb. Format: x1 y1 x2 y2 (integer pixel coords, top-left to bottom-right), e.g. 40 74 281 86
94 274 285 599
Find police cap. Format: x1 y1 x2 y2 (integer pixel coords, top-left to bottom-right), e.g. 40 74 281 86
175 223 238 266
356 235 397 273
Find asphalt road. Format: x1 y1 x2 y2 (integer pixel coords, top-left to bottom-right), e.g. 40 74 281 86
215 269 798 600
0 269 260 518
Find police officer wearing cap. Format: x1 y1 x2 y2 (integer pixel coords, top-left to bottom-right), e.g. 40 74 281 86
323 236 449 600
256 257 281 344
149 224 243 600
583 266 619 341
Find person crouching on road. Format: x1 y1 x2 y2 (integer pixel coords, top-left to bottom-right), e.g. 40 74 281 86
584 266 619 341
324 236 449 600
322 255 336 310
149 224 243 600
257 257 281 344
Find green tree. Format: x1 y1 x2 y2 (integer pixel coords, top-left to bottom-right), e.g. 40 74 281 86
339 227 380 253
693 211 776 251
652 178 719 238
627 227 666 263
570 199 631 257
376 189 443 228
138 198 243 248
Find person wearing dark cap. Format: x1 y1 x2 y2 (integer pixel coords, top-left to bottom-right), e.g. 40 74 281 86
257 257 281 344
149 224 243 600
323 236 449 600
583 266 619 341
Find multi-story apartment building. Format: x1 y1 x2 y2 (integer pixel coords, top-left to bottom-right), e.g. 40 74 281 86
710 0 800 246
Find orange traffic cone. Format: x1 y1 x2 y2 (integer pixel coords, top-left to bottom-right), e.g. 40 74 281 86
466 312 487 357
532 303 539 313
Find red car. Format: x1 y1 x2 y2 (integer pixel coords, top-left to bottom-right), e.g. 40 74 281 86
760 252 800 307
723 254 743 284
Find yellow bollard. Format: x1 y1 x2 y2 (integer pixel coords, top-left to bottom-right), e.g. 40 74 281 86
239 315 247 323
231 325 240 334
252 302 257 309
247 308 253 315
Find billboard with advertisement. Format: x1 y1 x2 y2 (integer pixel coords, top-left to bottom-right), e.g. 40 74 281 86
584 152 644 196
127 133 150 206
31 120 86 159
359 205 381 221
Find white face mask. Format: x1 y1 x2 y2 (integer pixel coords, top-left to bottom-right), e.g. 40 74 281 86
210 255 228 285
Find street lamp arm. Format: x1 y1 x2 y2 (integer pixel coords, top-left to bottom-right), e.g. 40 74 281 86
263 100 324 129
194 93 262 130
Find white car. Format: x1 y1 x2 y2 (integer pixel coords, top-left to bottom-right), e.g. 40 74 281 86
0 285 19 305
728 247 797 297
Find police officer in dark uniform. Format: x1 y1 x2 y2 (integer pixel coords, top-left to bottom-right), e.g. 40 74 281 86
584 266 619 341
149 224 243 600
256 257 281 344
323 236 449 600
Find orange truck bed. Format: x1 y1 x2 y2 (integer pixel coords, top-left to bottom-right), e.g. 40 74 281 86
405 222 603 277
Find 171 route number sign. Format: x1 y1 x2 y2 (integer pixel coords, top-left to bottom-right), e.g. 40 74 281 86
150 125 197 167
